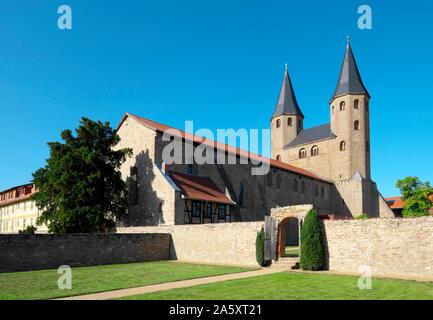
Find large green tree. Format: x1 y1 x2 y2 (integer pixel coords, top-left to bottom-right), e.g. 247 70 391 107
32 118 132 233
396 176 433 218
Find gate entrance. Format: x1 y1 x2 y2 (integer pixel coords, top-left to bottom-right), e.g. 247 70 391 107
267 204 313 261
278 217 299 258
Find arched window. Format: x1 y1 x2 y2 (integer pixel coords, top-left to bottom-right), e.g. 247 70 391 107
276 155 281 161
238 183 244 207
288 117 292 126
340 101 345 111
311 145 319 157
294 179 299 192
276 175 282 189
354 99 359 109
267 174 273 187
276 119 281 128
301 181 306 193
340 141 346 151
354 120 360 131
299 148 307 159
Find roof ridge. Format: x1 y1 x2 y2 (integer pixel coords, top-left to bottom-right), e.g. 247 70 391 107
119 113 333 183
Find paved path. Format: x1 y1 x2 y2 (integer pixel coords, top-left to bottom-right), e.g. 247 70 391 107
56 267 288 300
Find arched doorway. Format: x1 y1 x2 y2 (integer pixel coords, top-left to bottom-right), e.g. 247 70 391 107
278 217 299 258
270 204 313 261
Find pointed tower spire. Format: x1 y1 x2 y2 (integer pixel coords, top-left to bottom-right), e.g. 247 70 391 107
330 37 370 102
272 65 304 118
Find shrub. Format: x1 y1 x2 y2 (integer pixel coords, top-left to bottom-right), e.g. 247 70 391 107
19 225 37 234
256 227 271 267
300 209 324 271
356 214 368 220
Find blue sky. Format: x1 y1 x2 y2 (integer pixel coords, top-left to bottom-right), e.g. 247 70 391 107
0 0 432 197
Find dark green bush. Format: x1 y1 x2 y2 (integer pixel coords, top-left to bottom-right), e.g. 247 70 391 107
19 225 37 234
300 209 324 271
256 227 271 267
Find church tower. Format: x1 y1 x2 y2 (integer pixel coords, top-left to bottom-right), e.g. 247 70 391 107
330 38 371 180
271 65 304 161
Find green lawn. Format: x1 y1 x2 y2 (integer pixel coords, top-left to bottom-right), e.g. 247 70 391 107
284 246 299 257
0 261 253 300
122 272 433 300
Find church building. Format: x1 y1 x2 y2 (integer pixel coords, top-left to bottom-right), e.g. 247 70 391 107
114 39 394 226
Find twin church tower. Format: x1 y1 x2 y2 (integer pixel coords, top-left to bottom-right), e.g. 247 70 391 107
271 38 371 182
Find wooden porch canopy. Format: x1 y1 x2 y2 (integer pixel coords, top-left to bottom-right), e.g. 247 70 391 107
168 171 235 205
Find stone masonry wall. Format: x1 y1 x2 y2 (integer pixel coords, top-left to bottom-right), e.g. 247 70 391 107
118 222 264 267
0 233 171 272
323 217 433 278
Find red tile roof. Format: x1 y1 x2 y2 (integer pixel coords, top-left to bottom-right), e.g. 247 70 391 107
117 113 332 184
168 171 235 205
385 197 405 210
0 183 36 207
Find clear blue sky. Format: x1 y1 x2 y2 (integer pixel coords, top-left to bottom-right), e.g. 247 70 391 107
1 0 432 197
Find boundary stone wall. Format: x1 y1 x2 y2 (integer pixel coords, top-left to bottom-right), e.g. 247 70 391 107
322 217 433 278
0 233 170 272
118 222 264 267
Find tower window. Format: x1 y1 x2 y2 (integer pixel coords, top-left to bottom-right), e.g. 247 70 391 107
276 175 282 189
354 99 359 109
276 155 281 161
340 141 346 151
288 117 293 126
354 120 360 131
299 148 307 159
276 119 281 128
340 101 345 111
311 145 319 157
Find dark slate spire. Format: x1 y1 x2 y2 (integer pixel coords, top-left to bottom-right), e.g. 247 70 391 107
272 64 304 119
331 37 370 102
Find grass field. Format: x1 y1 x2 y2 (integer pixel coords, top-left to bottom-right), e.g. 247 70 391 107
0 261 253 300
122 271 433 300
284 246 299 257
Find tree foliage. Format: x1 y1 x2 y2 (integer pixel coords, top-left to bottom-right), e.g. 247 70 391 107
396 176 433 218
32 118 132 233
255 227 271 267
300 209 324 271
